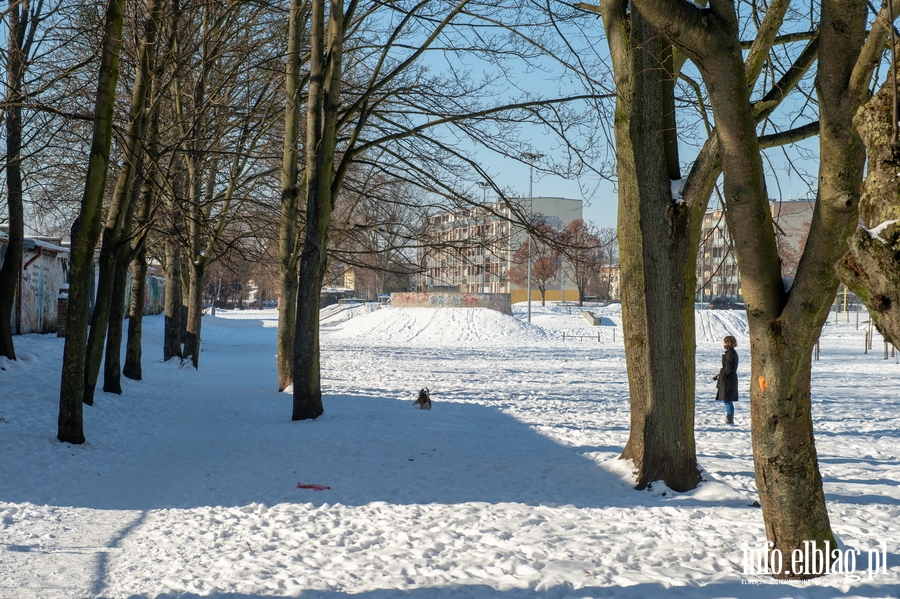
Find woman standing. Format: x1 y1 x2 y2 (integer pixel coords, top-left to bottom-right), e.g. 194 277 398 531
713 335 739 424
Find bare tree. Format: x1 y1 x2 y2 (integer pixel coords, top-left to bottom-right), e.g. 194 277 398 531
166 0 284 369
292 0 492 420
0 0 88 359
508 222 559 306
82 0 165 403
276 0 309 390
630 0 879 578
0 0 33 360
58 0 125 444
593 0 820 493
279 0 608 406
558 219 605 306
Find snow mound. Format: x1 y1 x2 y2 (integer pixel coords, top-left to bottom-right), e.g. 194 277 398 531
320 302 380 327
326 306 549 345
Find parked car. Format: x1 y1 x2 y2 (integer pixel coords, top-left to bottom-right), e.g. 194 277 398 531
708 297 735 310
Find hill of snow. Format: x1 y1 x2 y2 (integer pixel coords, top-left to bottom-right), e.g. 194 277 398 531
323 302 749 347
328 306 552 345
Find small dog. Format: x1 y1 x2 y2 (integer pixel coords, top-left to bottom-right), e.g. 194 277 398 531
414 388 432 410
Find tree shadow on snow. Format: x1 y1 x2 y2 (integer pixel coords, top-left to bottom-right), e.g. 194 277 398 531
1 393 760 511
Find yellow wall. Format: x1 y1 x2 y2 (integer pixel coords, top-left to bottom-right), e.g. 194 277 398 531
510 289 580 303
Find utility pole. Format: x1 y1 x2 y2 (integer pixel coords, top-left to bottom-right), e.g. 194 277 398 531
477 181 489 293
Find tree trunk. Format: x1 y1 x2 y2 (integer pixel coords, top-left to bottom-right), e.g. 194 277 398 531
102 252 130 393
123 63 160 380
277 0 306 391
750 0 867 576
58 0 125 444
0 0 28 360
293 0 343 420
183 261 205 369
293 243 326 419
279 265 299 390
163 234 183 361
630 0 869 577
123 245 148 380
82 0 157 404
83 227 118 405
838 47 900 347
103 171 141 393
182 150 212 369
603 0 701 492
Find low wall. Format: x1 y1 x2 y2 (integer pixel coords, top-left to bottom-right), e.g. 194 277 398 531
581 310 600 326
509 289 580 303
390 292 512 315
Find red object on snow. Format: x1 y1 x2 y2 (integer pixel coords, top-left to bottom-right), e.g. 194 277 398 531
297 482 330 491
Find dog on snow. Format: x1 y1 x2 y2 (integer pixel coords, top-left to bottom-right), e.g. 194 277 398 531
414 388 432 410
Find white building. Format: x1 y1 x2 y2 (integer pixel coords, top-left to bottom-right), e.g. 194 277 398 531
418 197 583 303
697 198 814 302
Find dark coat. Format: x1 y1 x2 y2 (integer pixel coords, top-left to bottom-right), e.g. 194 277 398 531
716 347 739 402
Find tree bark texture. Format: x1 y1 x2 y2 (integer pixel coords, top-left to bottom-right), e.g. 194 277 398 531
182 149 216 369
279 262 300 390
838 48 900 347
748 0 866 574
163 233 184 361
278 0 306 391
58 0 125 444
124 74 161 380
123 245 148 381
103 177 141 393
0 0 28 360
292 0 343 420
183 260 205 369
602 0 701 492
102 252 131 393
83 226 120 405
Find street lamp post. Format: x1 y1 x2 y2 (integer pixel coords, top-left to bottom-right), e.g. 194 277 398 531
522 153 543 323
477 181 489 293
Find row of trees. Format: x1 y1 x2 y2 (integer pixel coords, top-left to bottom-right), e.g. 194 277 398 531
0 0 607 423
3 0 900 582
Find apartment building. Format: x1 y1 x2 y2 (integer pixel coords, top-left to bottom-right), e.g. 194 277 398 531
418 197 583 302
697 198 814 302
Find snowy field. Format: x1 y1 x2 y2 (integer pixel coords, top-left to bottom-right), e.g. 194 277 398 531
1 301 898 599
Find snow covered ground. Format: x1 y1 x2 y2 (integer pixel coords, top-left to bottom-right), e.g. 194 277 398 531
1 302 898 598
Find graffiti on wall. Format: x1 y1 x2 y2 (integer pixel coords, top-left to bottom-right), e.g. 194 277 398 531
2 237 167 335
145 277 165 315
390 292 512 315
18 250 69 334
124 274 166 316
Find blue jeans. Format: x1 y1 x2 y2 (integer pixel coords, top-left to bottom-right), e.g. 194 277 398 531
724 401 734 416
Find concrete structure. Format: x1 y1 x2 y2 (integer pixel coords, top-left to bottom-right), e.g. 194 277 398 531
418 197 583 303
391 291 513 315
697 198 813 302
